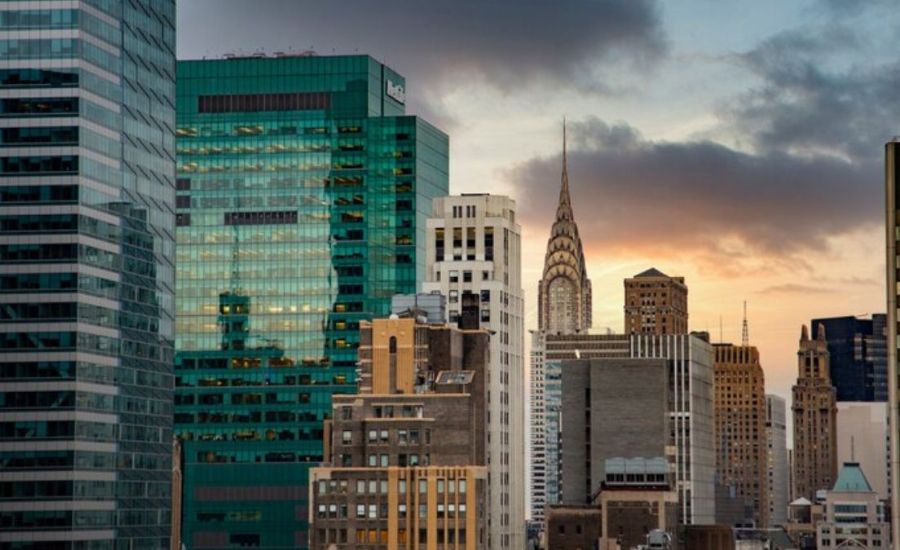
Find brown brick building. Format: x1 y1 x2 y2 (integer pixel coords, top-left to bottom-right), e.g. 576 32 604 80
308 317 491 549
713 344 768 527
792 324 838 500
547 457 679 550
624 268 688 335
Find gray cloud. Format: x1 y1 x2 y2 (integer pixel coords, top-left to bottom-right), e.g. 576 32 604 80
176 0 666 98
726 25 900 161
756 284 834 296
510 118 878 261
815 0 893 16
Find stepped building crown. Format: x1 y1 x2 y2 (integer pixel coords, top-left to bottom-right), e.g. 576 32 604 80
538 121 592 334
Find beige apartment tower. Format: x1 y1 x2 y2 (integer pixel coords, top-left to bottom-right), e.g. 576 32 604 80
713 344 768 527
792 324 838 501
423 194 524 549
624 268 688 335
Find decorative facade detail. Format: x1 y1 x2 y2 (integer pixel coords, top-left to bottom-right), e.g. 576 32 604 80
537 122 592 334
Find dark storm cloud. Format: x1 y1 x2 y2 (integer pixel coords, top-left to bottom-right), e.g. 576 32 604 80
815 0 893 16
177 0 665 93
509 118 878 260
726 25 900 161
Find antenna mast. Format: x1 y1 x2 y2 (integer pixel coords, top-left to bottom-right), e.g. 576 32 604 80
741 300 749 346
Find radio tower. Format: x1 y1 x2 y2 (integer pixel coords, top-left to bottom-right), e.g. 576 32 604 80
741 300 749 346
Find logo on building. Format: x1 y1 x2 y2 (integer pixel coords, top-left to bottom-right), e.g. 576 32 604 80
386 79 406 104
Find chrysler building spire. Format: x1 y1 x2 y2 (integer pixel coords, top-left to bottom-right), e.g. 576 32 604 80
537 119 593 334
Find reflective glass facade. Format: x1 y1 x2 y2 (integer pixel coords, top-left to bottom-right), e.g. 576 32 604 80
174 56 448 549
810 315 888 402
0 1 176 549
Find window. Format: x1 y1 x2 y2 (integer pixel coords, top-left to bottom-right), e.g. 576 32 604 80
356 505 365 519
341 431 351 443
463 271 472 283
449 290 458 304
484 226 495 260
449 270 459 283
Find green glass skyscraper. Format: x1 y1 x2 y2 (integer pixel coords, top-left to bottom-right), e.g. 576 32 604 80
174 55 448 548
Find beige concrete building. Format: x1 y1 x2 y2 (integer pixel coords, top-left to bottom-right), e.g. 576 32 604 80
422 194 524 549
713 344 768 527
624 268 688 335
792 324 838 500
308 317 491 549
836 401 889 499
816 462 890 549
765 395 789 527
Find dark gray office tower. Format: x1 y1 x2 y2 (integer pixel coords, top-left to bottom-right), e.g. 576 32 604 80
0 3 176 548
811 315 887 401
558 334 716 526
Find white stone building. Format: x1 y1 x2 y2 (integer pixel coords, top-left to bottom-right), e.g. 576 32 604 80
423 194 525 549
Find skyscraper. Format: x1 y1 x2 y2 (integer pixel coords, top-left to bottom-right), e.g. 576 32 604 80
0 3 176 548
792 324 838 500
537 123 592 336
810 315 887 402
713 344 768 527
624 268 688 335
530 122 592 523
885 137 900 550
174 55 448 548
422 194 525 549
765 395 789 527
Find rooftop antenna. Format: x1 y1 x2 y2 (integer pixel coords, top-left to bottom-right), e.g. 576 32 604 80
741 300 749 346
719 315 723 344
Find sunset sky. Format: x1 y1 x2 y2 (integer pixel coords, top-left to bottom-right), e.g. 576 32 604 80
177 0 898 405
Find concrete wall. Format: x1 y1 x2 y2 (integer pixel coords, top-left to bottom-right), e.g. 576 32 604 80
836 402 889 499
560 358 668 504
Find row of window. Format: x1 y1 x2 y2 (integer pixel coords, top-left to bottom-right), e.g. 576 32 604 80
318 477 468 497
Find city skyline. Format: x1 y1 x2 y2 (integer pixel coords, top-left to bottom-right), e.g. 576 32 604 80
175 0 896 405
0 1 893 548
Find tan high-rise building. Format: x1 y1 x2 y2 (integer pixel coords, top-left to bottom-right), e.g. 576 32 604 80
885 138 900 548
624 268 688 335
792 324 838 500
713 344 768 527
537 122 592 335
309 316 490 549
